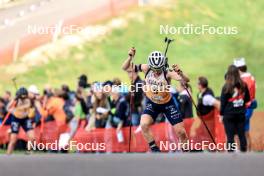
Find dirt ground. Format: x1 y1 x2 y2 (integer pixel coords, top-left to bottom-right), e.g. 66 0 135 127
250 111 264 151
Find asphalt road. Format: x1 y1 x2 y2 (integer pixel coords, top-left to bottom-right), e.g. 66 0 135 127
0 153 263 176
0 0 108 47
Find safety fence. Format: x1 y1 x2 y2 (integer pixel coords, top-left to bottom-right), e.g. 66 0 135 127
0 110 229 152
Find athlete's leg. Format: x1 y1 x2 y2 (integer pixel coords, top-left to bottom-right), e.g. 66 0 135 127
7 117 20 154
140 114 154 143
22 118 35 152
140 114 161 152
140 98 160 152
164 97 188 151
26 130 35 151
7 133 18 154
173 122 188 146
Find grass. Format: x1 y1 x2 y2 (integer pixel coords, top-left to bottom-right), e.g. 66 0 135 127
0 0 263 109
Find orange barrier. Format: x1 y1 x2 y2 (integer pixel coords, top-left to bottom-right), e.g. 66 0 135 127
0 109 228 152
0 0 138 65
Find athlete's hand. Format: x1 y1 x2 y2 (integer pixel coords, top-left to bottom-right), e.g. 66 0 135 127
128 47 136 58
172 64 182 74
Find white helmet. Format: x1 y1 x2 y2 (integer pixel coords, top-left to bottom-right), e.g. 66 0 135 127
148 51 166 70
28 85 39 95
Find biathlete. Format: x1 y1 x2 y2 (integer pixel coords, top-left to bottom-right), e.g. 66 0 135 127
6 87 35 154
122 47 190 152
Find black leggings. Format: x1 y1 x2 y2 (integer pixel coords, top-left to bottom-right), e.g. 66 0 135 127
223 115 247 152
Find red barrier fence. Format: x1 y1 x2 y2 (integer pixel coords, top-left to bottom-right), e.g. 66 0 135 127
0 109 229 152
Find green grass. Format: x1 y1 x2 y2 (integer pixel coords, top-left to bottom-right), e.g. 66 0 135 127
0 0 263 109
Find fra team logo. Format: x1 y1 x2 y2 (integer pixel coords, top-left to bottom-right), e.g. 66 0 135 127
166 105 181 119
146 103 154 112
27 119 32 129
11 122 19 131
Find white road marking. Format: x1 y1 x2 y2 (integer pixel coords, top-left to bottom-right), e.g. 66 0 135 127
0 0 53 29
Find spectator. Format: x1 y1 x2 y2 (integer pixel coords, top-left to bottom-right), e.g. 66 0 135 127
0 97 7 124
126 67 144 126
233 58 257 151
28 85 42 126
110 86 129 144
61 85 75 123
68 93 87 140
86 83 110 131
3 90 11 105
75 88 89 127
42 89 67 126
112 78 122 86
176 83 193 119
197 76 220 116
220 65 250 152
61 84 75 101
44 84 53 96
78 74 91 89
103 80 114 106
110 87 129 132
75 75 92 122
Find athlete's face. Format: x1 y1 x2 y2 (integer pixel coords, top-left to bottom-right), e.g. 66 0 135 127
150 66 163 75
152 69 162 75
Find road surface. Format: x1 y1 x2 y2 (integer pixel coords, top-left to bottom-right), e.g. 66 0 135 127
0 153 263 176
0 0 111 48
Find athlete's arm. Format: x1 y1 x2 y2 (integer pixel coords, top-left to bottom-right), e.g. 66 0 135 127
122 48 149 73
136 64 149 73
168 64 190 83
167 70 190 82
167 71 182 81
6 99 16 112
34 98 48 117
121 48 136 71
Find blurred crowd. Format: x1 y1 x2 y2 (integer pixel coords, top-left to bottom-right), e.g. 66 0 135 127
0 57 257 153
0 73 194 133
